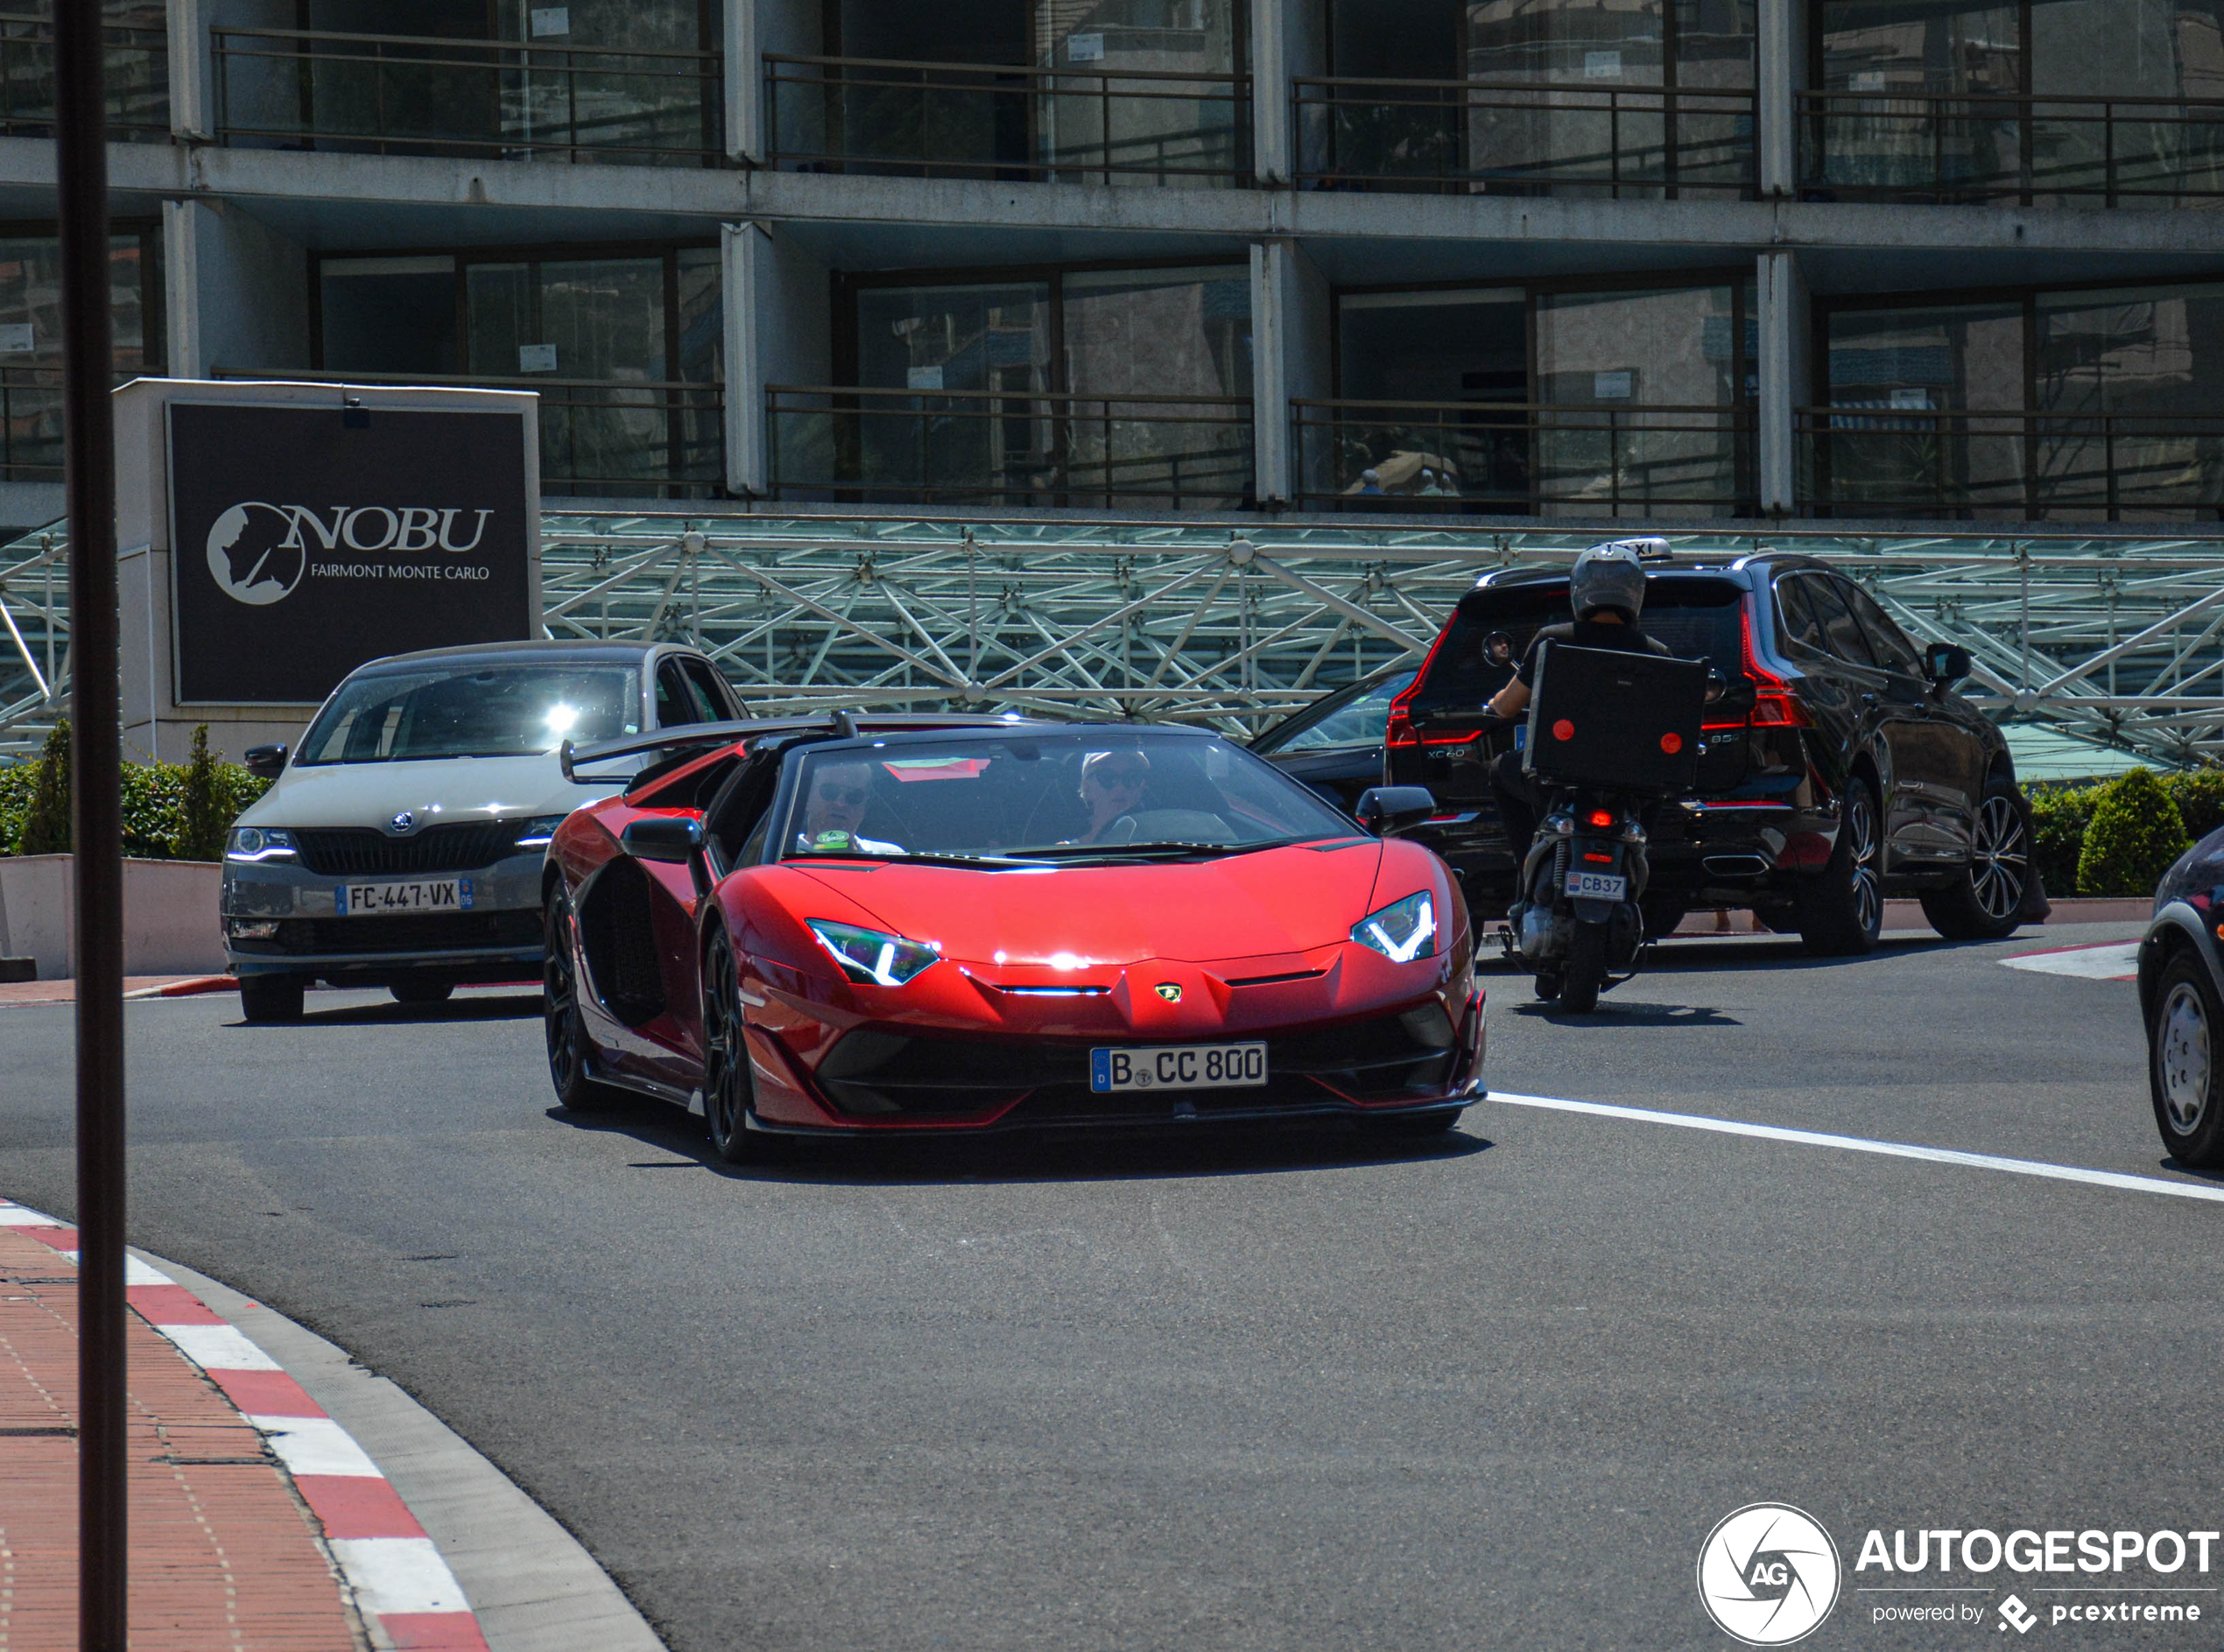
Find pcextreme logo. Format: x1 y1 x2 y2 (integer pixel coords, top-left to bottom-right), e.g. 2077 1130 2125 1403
205 503 497 606
1698 1504 1843 1645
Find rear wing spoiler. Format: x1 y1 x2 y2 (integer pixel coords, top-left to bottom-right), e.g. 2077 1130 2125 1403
560 711 1038 784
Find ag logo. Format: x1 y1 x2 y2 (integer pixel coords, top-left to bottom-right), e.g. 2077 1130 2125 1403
1154 982 1182 1002
1697 1503 1841 1645
206 503 306 607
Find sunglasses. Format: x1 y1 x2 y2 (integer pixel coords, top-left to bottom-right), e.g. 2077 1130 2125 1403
1087 767 1147 789
814 784 870 805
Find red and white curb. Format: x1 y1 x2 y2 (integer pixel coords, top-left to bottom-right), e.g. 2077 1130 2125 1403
0 1198 491 1652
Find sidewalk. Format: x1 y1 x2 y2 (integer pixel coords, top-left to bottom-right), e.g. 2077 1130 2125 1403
0 1204 488 1651
0 975 236 1008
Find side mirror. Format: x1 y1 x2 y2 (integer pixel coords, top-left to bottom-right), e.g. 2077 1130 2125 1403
1704 670 1728 705
1355 785 1438 837
620 814 706 864
1924 642 1973 687
244 744 286 780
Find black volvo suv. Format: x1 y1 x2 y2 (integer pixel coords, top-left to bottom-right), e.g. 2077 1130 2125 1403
1382 552 2043 954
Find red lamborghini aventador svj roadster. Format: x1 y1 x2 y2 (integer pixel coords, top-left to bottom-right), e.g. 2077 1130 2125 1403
542 714 1485 1159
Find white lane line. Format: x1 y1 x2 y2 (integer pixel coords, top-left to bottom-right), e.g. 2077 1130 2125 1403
2001 941 2140 980
1485 1090 2224 1206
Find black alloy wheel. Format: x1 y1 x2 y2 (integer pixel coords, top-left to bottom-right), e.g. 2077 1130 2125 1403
544 885 623 1112
2150 952 2224 1167
700 926 760 1164
1919 779 2030 941
1798 774 1883 957
238 974 305 1023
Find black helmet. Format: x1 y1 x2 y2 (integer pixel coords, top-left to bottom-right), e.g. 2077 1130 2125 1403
1570 538 1660 621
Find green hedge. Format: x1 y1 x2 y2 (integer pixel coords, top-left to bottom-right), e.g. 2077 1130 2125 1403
0 722 271 861
2030 767 2222 899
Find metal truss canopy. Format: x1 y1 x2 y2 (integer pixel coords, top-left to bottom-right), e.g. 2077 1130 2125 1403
6 513 2224 770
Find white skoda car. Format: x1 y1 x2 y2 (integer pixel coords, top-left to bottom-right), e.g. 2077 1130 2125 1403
222 640 742 1021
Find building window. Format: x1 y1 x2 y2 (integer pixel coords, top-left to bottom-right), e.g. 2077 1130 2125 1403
315 243 722 498
765 0 1249 184
768 261 1252 507
1298 0 1756 195
0 225 163 482
214 0 723 165
1811 279 2224 517
1307 276 1753 516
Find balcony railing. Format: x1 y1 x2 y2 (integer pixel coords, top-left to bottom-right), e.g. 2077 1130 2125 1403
1293 399 1756 517
1798 406 2224 519
769 384 1254 508
764 53 1250 185
1798 90 2224 206
1292 77 1756 197
212 25 721 165
214 368 724 497
0 10 167 140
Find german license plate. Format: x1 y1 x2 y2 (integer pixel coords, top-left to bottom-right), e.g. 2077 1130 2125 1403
335 877 474 916
1090 1042 1267 1093
1565 870 1628 900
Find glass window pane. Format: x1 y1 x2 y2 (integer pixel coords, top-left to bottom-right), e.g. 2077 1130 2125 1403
1032 0 1243 183
1330 289 1527 505
1802 574 1878 666
2034 283 2224 516
1533 285 1742 517
1063 266 1252 507
1840 580 1922 673
1822 303 2023 515
319 256 458 376
0 232 153 483
1773 572 1827 653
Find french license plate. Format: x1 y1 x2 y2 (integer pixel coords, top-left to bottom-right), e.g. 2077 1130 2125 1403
1090 1042 1267 1094
1565 870 1628 900
335 877 474 916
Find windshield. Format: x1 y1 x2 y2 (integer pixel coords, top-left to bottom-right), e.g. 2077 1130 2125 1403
1255 671 1418 754
298 664 642 764
778 731 1360 863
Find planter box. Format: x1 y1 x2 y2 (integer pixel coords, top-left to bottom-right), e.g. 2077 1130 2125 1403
0 854 226 980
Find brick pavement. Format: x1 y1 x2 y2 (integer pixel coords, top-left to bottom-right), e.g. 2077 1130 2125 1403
0 1221 364 1650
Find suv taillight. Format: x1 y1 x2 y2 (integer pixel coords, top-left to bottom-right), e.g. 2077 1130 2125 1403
1739 607 1812 729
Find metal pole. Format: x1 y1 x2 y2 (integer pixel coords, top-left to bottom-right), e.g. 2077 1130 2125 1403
55 0 126 1648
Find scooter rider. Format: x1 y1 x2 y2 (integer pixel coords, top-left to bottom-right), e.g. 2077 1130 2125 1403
1482 538 1674 864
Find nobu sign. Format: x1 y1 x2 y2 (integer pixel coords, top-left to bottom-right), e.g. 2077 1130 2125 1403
168 400 535 704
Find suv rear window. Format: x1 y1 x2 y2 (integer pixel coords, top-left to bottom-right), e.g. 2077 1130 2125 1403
1409 577 1747 718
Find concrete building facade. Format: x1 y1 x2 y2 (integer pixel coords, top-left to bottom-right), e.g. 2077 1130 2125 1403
0 0 2219 532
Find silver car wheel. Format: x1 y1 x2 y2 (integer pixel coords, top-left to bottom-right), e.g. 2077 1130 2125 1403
1969 794 2029 922
2158 981 2212 1136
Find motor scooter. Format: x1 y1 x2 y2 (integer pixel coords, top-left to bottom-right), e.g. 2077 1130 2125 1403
1494 640 1720 1014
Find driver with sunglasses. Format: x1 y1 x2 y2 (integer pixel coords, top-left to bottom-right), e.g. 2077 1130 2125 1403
794 760 906 855
1077 749 1151 842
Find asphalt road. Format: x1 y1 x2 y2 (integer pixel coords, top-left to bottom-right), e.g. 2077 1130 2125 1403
4 919 2212 1651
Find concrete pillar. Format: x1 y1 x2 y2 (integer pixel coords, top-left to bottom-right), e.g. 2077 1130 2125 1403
1251 0 1319 184
166 0 211 139
1250 237 1329 507
1756 249 1812 516
161 199 310 381
726 0 755 162
728 221 831 499
1756 0 1808 197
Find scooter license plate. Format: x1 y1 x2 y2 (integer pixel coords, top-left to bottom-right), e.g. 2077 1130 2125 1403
1565 871 1627 900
